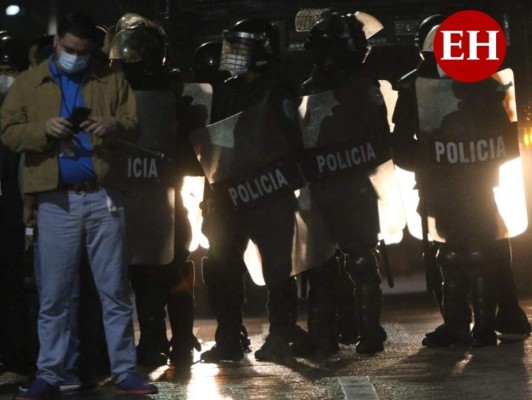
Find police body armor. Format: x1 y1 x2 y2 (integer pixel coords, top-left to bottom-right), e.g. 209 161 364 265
415 73 527 242
297 76 406 247
125 90 178 265
190 99 328 283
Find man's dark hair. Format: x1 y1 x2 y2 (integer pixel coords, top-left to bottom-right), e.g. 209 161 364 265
57 13 98 41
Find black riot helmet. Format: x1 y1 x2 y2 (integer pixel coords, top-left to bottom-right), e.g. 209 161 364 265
110 14 169 65
192 41 231 83
305 12 368 69
415 14 445 51
115 13 150 32
219 18 280 76
193 42 222 75
0 33 28 73
109 25 168 84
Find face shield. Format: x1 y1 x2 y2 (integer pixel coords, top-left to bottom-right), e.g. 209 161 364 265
294 8 331 33
219 30 267 76
219 33 255 76
109 28 164 81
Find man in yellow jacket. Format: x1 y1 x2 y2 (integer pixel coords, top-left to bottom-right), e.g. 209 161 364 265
1 13 157 399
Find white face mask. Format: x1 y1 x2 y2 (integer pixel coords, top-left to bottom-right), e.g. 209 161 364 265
57 51 90 74
0 75 15 104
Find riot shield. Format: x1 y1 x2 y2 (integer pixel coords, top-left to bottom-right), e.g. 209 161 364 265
180 83 213 135
191 100 304 204
124 91 177 185
190 100 333 283
298 81 406 247
124 90 178 265
415 72 527 242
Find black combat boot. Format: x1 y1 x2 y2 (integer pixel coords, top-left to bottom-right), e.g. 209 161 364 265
201 333 244 363
167 261 200 367
255 277 298 361
129 265 171 366
200 257 246 362
337 259 359 345
422 277 471 347
423 247 471 348
355 283 387 354
492 240 531 342
292 258 340 357
470 276 497 347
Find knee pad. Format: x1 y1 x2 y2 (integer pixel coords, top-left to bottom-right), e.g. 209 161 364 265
436 244 466 280
436 245 459 270
345 248 381 284
459 242 492 277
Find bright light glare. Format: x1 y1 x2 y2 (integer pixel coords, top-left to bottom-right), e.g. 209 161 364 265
180 176 209 251
371 160 406 244
494 158 528 236
397 159 528 241
244 240 265 286
5 5 20 16
395 166 423 240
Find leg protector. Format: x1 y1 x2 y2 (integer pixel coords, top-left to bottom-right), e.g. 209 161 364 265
470 275 497 347
129 265 170 366
167 261 201 366
202 256 245 344
267 276 298 339
337 255 359 345
304 257 340 355
344 248 385 354
354 282 386 354
455 242 497 347
490 239 531 339
200 256 247 363
434 245 471 346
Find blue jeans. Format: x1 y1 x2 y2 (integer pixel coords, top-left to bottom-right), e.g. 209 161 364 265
34 232 81 385
36 188 135 385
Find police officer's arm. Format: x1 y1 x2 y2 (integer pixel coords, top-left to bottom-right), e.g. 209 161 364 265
0 72 56 153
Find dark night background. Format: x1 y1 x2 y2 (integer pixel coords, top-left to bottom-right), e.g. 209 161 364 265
1 0 532 304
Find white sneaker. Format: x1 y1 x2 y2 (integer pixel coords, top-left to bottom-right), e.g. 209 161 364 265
60 383 82 392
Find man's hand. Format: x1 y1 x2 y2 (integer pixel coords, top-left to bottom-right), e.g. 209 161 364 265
44 117 75 139
80 117 117 138
23 194 37 228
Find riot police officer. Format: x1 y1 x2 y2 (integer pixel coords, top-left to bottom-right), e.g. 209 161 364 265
192 42 227 85
392 14 530 347
187 40 253 358
109 18 200 367
296 13 389 356
199 18 304 362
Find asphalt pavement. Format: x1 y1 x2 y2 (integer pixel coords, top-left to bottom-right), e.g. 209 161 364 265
1 290 531 400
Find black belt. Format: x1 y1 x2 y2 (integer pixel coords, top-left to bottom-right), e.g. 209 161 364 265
60 180 99 193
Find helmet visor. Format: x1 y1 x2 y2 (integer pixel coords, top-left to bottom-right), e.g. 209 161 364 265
219 38 251 76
